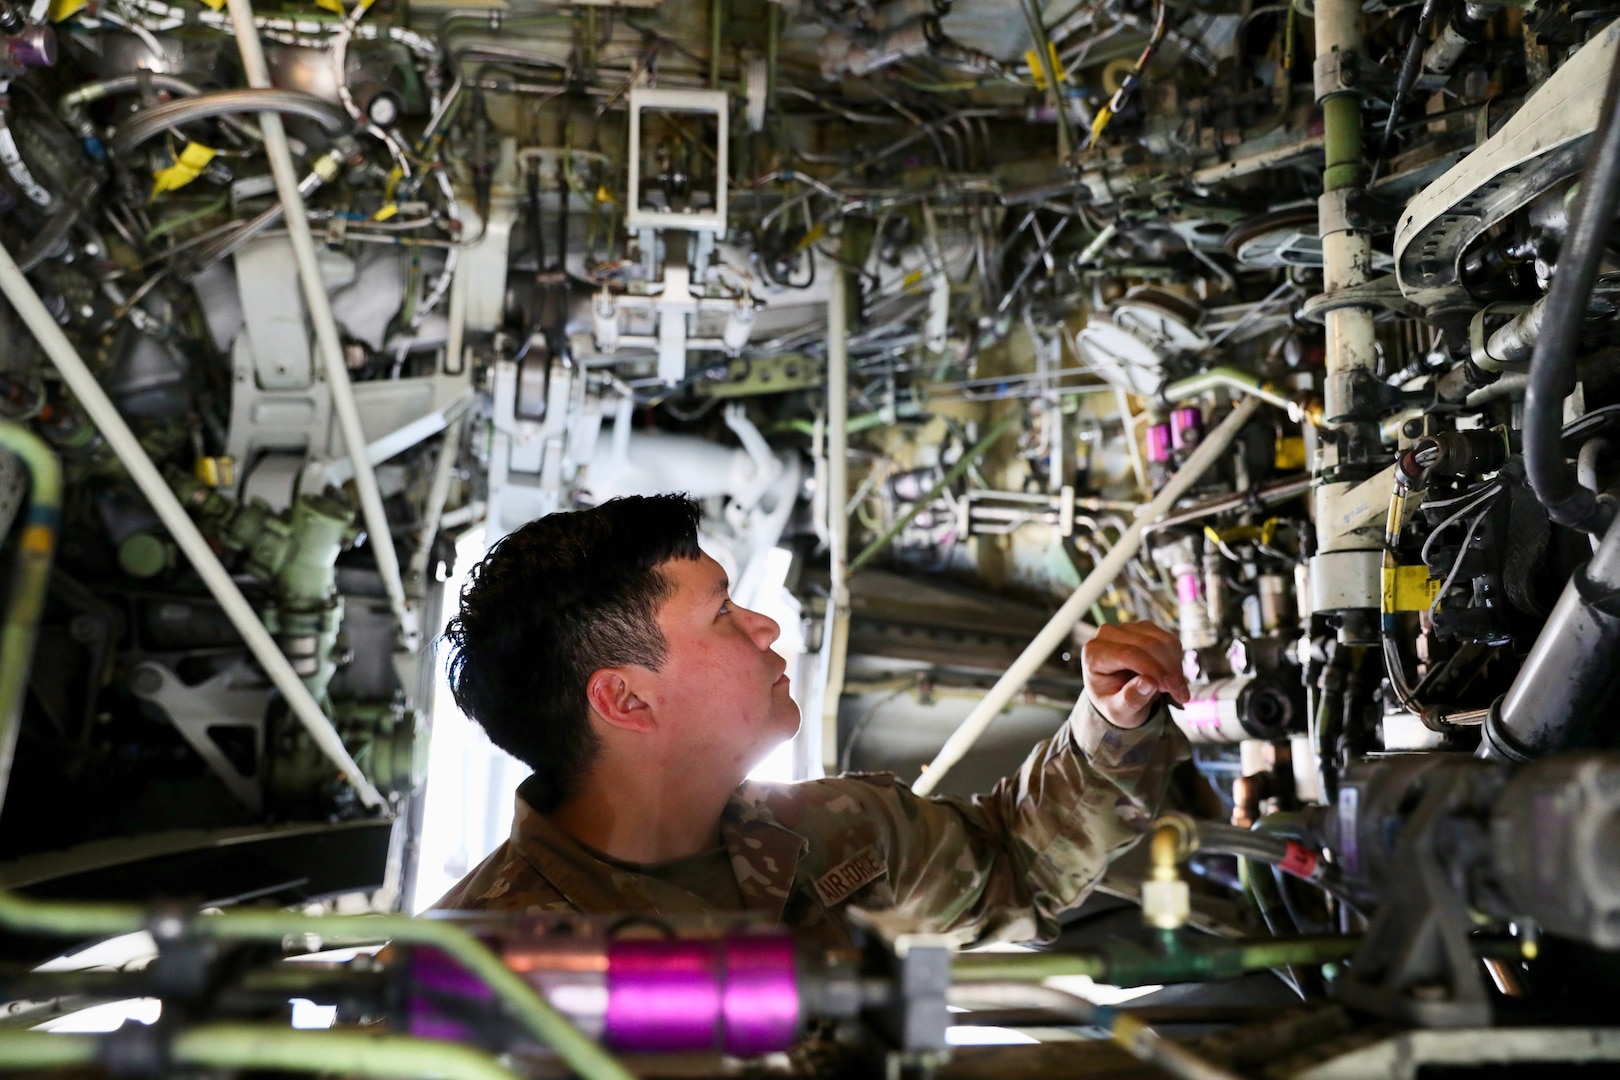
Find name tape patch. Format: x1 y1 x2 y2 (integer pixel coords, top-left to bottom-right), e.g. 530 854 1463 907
814 850 886 907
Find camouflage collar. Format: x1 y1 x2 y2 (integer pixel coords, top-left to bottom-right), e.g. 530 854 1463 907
510 789 808 921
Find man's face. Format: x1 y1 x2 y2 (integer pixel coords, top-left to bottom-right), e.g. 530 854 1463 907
635 553 801 777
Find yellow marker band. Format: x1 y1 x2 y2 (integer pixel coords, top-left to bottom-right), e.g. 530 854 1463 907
21 524 54 556
315 0 344 14
1089 106 1114 145
48 0 88 20
1110 1013 1145 1050
385 166 404 201
1024 43 1066 90
151 143 218 199
373 203 400 221
792 222 828 254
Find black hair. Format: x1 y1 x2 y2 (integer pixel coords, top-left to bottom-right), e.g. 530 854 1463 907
443 494 703 812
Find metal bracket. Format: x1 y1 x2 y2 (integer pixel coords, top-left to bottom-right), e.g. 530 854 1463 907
131 662 267 814
1301 275 1426 323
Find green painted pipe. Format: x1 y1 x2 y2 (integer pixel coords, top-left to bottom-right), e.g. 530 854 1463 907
0 1026 521 1080
710 0 723 88
0 890 635 1080
952 934 1362 986
0 421 61 820
850 411 1022 573
1322 95 1365 192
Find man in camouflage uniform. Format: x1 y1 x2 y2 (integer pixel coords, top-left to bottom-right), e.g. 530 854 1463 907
433 494 1190 951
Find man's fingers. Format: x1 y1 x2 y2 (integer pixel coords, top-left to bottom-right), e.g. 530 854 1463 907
1103 622 1183 664
1083 638 1184 690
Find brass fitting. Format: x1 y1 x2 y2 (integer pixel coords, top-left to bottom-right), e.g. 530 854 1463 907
1141 814 1197 931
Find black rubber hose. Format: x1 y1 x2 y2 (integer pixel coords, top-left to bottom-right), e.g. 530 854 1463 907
1524 46 1620 536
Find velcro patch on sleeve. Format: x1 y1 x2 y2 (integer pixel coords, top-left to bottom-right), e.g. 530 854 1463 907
813 849 886 907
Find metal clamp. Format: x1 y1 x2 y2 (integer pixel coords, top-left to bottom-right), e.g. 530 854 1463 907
1314 51 1361 101
1317 188 1371 237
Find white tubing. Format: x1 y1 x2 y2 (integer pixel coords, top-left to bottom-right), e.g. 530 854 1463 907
912 396 1262 795
819 266 851 774
224 0 416 652
0 238 387 811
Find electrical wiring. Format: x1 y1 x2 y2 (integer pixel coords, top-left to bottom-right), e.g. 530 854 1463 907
1418 482 1502 571
1085 0 1167 148
1428 506 1494 617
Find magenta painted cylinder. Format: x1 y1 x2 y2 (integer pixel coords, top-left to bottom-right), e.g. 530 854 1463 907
1177 571 1202 606
721 934 800 1056
606 938 723 1052
1147 423 1173 463
1170 407 1203 450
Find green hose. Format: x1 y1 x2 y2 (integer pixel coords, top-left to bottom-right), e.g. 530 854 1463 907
0 1025 521 1080
0 421 61 820
0 891 635 1080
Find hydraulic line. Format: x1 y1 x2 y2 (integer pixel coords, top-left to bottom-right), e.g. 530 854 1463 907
0 235 386 811
1523 44 1620 536
224 0 417 651
947 984 1243 1080
0 891 635 1080
108 89 348 157
0 1027 523 1080
1162 366 1304 421
60 74 260 156
950 934 1361 985
1142 475 1313 538
913 395 1263 795
0 422 59 820
849 411 1021 572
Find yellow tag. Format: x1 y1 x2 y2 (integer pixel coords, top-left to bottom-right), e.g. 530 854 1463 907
47 0 88 20
314 0 344 13
151 143 217 199
1024 43 1066 90
1275 433 1307 471
384 166 403 202
196 0 226 11
595 185 616 205
194 456 235 488
1382 564 1440 612
373 203 399 221
793 221 827 253
901 268 924 291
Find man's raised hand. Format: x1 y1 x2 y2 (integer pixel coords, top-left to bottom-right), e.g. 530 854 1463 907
1081 621 1191 730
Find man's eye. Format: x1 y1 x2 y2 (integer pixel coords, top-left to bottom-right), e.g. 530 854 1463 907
718 599 732 616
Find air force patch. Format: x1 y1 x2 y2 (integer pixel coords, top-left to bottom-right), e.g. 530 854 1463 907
813 848 886 907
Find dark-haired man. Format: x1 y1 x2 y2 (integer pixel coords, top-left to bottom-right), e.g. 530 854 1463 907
434 494 1190 949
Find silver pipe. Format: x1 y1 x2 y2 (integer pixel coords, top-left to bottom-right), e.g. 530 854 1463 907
108 88 347 156
1141 475 1314 539
0 235 386 811
407 407 468 600
225 0 417 654
914 396 1263 795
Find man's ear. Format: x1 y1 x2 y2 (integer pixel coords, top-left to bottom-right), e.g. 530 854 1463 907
585 667 656 734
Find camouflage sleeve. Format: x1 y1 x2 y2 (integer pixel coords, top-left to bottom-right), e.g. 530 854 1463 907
844 694 1190 946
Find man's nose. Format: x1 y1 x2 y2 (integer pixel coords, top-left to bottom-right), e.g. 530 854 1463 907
742 605 780 648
